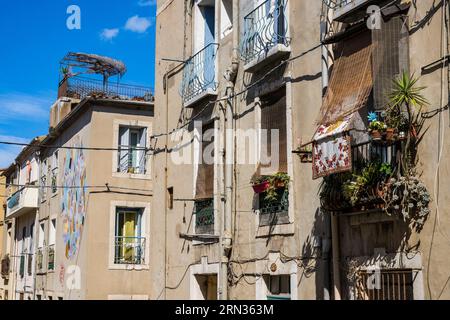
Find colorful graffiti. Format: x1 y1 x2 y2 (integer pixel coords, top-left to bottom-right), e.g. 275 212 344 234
61 138 87 259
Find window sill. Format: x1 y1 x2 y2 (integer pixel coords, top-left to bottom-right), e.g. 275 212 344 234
256 222 295 238
243 44 291 73
112 172 151 180
108 264 149 271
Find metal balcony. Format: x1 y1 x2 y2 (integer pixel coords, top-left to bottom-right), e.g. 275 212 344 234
6 186 39 219
240 0 290 72
180 43 219 107
1 255 10 279
194 199 214 235
331 0 381 22
58 75 154 102
114 236 146 265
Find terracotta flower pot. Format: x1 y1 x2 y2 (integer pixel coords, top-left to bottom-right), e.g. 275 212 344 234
252 181 270 194
371 130 382 141
386 128 395 141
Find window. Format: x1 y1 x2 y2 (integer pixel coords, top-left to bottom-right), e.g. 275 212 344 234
194 198 214 235
51 151 58 194
19 227 26 278
38 223 45 249
260 89 287 174
220 0 233 38
195 274 218 300
40 159 47 201
118 126 147 174
356 269 414 300
194 121 215 235
28 223 34 276
114 208 145 265
194 1 216 52
264 275 291 300
48 219 56 271
168 187 174 210
36 295 42 300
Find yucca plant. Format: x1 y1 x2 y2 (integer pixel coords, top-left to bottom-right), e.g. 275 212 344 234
387 72 428 175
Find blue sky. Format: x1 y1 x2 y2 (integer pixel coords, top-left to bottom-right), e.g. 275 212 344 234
0 0 156 167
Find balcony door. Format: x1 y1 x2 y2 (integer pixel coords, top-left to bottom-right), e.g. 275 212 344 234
115 209 142 264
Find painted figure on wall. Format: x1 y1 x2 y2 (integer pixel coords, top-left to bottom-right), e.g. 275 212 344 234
61 138 87 259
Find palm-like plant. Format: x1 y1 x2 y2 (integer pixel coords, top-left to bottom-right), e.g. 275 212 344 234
388 72 428 175
389 72 428 120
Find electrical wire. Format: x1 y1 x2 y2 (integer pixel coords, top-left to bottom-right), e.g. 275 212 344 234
0 182 152 194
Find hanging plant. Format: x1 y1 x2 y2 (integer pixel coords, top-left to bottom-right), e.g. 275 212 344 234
381 176 431 231
251 172 290 202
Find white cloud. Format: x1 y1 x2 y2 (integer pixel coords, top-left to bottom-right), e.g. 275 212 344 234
100 28 119 41
125 15 152 33
138 0 157 7
0 93 50 122
0 135 31 168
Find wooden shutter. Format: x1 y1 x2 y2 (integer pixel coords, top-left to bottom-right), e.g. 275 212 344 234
195 121 215 200
260 89 287 173
317 30 373 125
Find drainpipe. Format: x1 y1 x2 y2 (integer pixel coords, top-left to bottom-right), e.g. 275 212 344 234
331 212 341 300
220 0 240 301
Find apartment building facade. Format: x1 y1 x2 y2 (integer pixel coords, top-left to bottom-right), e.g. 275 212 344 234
0 53 155 299
154 0 450 300
1 137 44 300
32 86 155 300
154 0 325 300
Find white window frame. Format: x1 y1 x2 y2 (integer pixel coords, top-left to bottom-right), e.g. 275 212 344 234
220 0 233 39
108 201 150 270
112 119 152 180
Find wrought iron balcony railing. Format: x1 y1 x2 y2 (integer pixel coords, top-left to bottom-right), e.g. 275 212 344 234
1 255 10 278
259 189 289 226
180 43 219 105
47 245 55 271
195 198 215 235
114 236 146 265
58 75 154 102
240 0 289 64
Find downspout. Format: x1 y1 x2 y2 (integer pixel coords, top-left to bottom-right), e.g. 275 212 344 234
331 212 341 300
220 0 240 301
320 6 333 300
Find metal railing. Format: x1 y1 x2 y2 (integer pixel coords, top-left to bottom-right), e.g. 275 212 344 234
323 0 371 10
47 245 55 271
58 75 154 102
355 269 414 300
36 248 44 273
180 43 219 104
114 237 146 265
1 255 10 278
351 140 398 172
117 146 147 174
259 189 289 226
240 0 289 64
195 199 215 235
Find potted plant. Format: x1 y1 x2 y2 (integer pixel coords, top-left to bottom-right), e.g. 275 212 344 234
368 120 385 141
251 176 270 194
265 173 290 202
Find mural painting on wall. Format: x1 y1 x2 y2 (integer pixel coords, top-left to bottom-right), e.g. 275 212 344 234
61 137 87 259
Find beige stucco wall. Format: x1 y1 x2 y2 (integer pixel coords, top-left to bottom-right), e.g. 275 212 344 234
155 0 450 300
36 100 154 300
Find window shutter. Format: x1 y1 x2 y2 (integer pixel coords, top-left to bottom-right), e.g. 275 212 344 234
118 127 130 173
260 89 287 173
195 121 215 200
372 15 409 110
138 128 147 174
317 30 373 125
